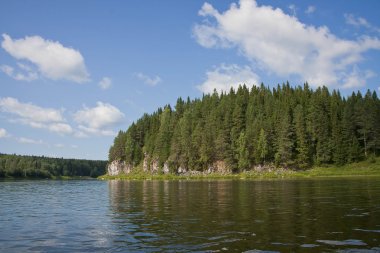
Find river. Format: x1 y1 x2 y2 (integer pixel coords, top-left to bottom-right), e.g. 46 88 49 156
1 178 380 252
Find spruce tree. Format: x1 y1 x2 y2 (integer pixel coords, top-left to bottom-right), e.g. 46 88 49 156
293 105 310 169
275 111 295 167
256 128 268 165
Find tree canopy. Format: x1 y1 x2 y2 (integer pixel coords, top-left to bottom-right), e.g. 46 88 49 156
0 153 106 178
109 83 380 172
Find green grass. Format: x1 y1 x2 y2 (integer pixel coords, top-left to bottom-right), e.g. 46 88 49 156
98 157 380 181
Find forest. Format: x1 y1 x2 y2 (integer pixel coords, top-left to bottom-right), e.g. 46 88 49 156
109 83 380 173
0 153 106 178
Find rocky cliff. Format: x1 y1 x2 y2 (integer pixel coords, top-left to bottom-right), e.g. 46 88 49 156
108 155 230 176
107 160 132 176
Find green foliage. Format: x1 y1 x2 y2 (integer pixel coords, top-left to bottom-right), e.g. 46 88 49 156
0 153 107 179
275 111 295 167
237 132 250 170
109 83 380 171
256 128 268 165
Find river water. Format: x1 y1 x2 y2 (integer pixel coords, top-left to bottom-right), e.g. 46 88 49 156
0 178 379 252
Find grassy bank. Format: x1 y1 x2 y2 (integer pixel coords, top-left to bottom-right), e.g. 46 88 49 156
99 157 380 180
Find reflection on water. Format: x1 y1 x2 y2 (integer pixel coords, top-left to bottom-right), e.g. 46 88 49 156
0 178 379 252
0 180 114 253
108 179 380 252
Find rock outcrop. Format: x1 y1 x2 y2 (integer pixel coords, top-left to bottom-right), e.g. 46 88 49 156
107 160 132 176
206 161 230 174
108 156 231 176
163 162 170 174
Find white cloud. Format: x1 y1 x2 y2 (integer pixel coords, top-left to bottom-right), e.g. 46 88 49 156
198 64 259 93
193 0 380 89
0 128 8 138
0 64 38 81
341 68 375 89
0 97 73 135
136 72 162 86
288 4 296 16
344 14 380 33
98 77 112 90
47 123 73 134
1 34 89 83
73 102 124 136
77 125 116 136
17 137 43 145
0 97 64 122
305 6 316 14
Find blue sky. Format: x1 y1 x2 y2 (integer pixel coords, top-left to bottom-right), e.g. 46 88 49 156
1 0 380 160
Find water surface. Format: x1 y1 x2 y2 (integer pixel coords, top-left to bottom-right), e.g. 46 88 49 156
1 178 380 252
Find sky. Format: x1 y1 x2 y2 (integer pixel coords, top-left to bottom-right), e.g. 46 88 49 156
1 0 380 160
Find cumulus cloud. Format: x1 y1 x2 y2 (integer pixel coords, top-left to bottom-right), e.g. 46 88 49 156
193 0 380 88
1 34 89 83
0 97 73 135
0 128 8 138
73 102 124 136
98 77 112 90
305 5 316 14
136 72 162 86
198 64 259 93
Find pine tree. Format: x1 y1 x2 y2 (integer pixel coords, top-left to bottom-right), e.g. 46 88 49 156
275 111 295 167
154 106 173 166
330 90 345 165
310 87 332 165
237 131 250 170
256 128 268 165
293 105 310 169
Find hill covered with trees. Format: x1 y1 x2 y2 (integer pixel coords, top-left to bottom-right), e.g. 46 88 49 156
0 154 106 178
109 83 380 173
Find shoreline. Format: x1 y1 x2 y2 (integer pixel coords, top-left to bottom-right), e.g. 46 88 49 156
99 158 380 180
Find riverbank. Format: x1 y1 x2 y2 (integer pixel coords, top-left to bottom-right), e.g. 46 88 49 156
99 157 380 180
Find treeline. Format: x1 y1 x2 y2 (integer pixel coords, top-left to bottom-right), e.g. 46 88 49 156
109 83 380 172
0 153 107 178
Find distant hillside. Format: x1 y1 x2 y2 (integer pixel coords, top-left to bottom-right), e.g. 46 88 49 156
0 153 107 178
109 83 380 173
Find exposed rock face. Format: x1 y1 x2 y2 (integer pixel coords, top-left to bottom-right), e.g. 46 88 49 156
107 160 132 176
109 156 232 176
163 162 170 174
143 154 149 172
252 164 278 172
177 166 187 174
206 161 230 174
151 159 159 173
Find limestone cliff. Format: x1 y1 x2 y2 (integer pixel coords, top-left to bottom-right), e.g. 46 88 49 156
107 160 132 176
108 155 230 176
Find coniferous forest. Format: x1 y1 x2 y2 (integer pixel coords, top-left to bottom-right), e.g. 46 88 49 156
0 154 107 178
109 83 380 172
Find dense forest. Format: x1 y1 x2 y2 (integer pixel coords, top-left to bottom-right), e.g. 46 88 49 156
109 83 380 172
0 153 106 178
